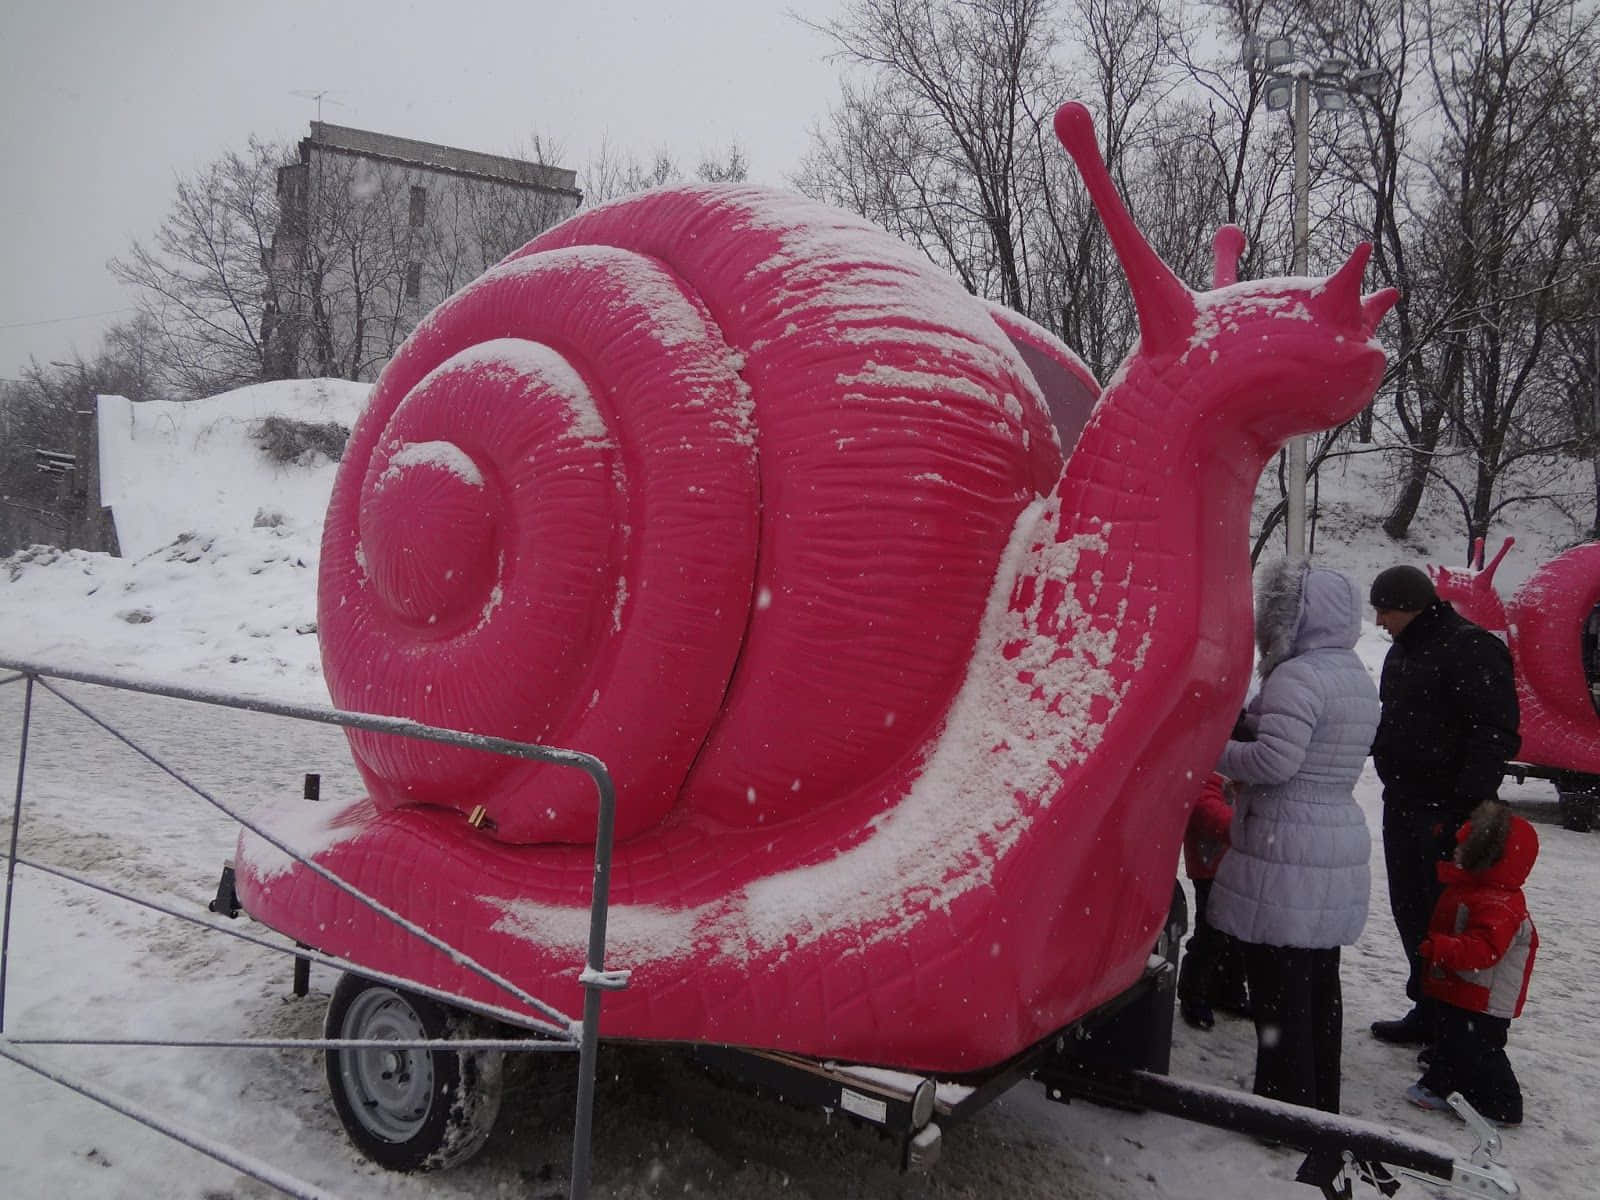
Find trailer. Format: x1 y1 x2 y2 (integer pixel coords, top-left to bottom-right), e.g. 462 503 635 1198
1506 760 1600 833
219 853 1515 1200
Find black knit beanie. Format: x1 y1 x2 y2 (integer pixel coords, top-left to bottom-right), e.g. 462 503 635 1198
1369 564 1436 612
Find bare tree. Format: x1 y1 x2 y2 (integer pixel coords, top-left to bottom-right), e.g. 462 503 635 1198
115 130 584 396
1277 0 1430 447
0 330 162 527
424 174 577 292
0 366 79 512
799 0 1067 314
96 314 165 404
1033 0 1186 379
582 139 683 204
1188 0 1424 554
110 138 288 398
797 0 1283 382
695 142 751 183
1549 248 1600 537
580 138 748 205
1374 0 1600 549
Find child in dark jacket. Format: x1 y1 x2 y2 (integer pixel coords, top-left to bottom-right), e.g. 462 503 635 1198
1178 772 1249 1029
1407 800 1539 1125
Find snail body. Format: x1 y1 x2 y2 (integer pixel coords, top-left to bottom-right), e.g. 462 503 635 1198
236 104 1395 1070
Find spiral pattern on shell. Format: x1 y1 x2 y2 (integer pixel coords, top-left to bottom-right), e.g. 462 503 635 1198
320 184 1072 844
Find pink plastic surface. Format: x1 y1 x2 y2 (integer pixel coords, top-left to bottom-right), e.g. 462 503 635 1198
1432 539 1600 776
236 104 1395 1071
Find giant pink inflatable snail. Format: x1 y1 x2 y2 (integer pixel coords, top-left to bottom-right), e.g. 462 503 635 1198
237 103 1396 1070
1432 537 1600 781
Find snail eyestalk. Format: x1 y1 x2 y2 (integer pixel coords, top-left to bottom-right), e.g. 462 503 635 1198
1212 226 1246 288
1483 536 1515 580
1310 241 1376 329
1053 101 1196 354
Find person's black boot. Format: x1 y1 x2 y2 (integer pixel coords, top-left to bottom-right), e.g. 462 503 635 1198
1371 1006 1431 1045
1215 979 1251 1019
1180 1000 1215 1030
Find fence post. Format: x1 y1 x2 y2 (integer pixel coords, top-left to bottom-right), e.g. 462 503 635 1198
569 763 618 1200
1 673 37 1033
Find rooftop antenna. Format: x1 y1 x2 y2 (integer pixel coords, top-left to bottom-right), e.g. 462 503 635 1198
290 89 346 122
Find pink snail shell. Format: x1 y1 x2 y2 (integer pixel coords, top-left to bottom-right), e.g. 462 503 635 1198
319 188 1071 845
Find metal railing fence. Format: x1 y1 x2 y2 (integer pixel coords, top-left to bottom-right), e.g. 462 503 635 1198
0 656 620 1200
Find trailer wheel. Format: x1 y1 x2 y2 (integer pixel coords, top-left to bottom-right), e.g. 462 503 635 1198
1556 780 1598 833
324 973 503 1171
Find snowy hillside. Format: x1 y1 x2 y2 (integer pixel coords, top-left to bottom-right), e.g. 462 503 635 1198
1 378 1598 1199
98 379 371 560
1286 442 1591 595
6 379 368 698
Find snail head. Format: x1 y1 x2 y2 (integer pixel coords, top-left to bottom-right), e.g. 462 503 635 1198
1053 102 1398 455
1429 535 1514 631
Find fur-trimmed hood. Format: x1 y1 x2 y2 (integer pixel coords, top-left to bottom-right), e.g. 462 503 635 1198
1255 558 1364 678
1441 800 1539 889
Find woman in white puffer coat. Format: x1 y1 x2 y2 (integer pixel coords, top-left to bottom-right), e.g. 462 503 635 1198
1209 558 1380 1114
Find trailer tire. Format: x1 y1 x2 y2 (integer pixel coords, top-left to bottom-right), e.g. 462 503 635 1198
324 973 503 1172
1556 779 1599 833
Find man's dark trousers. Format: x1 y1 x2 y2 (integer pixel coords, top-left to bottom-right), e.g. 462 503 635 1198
1382 805 1459 1011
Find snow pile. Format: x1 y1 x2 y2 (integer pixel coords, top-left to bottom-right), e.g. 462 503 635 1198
97 379 369 560
5 379 368 697
3 533 324 695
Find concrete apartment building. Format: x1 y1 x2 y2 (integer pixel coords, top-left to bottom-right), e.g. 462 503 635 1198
263 122 583 381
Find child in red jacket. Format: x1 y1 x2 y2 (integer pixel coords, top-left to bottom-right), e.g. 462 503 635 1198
1406 800 1539 1125
1178 773 1249 1029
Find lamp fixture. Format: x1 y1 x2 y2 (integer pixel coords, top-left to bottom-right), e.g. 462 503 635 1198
1349 67 1387 97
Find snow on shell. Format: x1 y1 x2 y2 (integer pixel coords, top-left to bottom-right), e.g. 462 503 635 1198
485 497 1138 963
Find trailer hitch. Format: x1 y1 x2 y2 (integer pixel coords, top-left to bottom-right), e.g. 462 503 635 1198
1044 1061 1518 1198
1284 1093 1517 1200
1379 1092 1518 1199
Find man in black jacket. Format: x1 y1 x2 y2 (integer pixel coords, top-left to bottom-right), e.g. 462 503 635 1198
1368 564 1521 1045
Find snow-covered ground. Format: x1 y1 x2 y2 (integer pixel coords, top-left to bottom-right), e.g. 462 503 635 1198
1 381 1597 1198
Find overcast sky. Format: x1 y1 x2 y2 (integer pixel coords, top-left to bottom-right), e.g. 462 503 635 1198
0 0 846 382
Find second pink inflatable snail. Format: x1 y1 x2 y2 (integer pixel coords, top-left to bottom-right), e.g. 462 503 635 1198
1432 537 1600 810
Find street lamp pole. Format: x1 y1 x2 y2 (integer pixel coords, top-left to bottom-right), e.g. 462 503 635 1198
1250 34 1388 560
1286 73 1311 559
